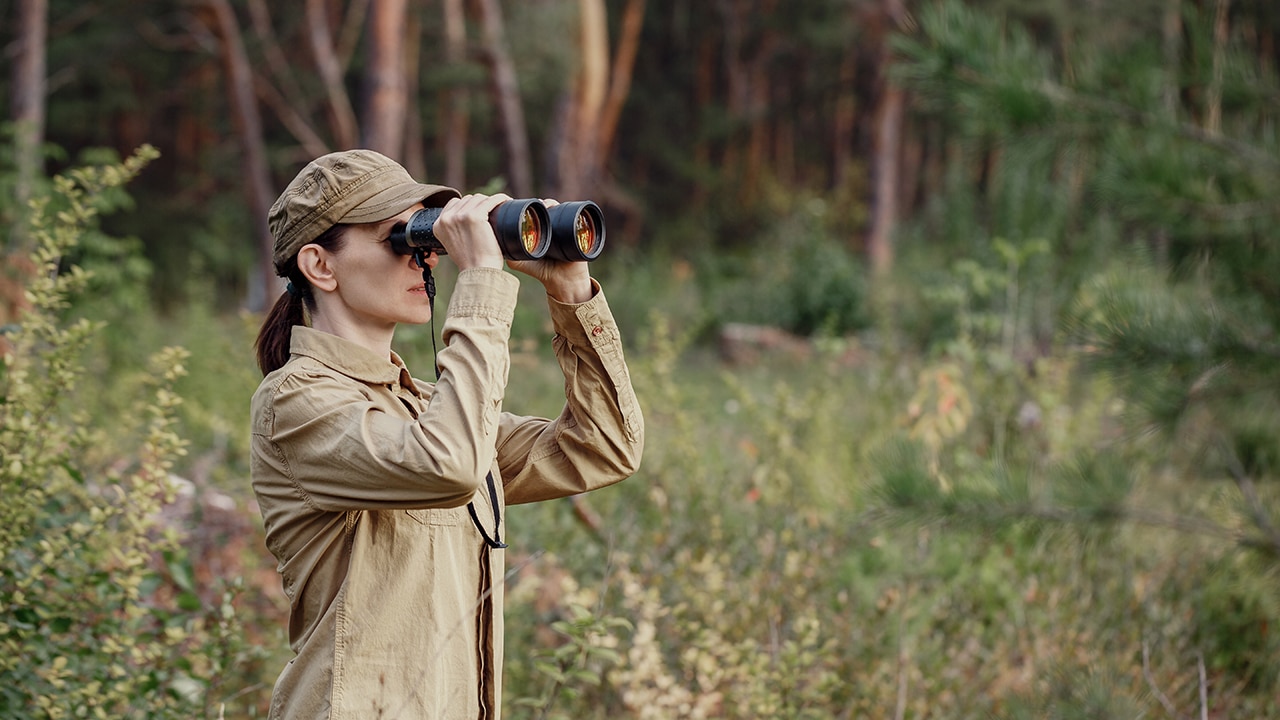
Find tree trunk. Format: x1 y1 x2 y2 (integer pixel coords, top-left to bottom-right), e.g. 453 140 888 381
1207 0 1231 135
10 0 47 254
202 0 278 311
1156 0 1183 264
557 0 610 200
247 0 330 159
440 0 470 189
748 0 779 200
716 0 747 193
1163 0 1183 116
596 0 646 163
307 0 359 149
403 9 427 180
473 0 533 197
361 0 410 156
691 35 715 209
868 86 903 275
866 0 906 277
832 49 858 190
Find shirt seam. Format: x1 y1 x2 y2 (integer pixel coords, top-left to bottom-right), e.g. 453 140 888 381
267 372 325 514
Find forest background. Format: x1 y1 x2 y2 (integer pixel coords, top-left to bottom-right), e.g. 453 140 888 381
3 0 1279 717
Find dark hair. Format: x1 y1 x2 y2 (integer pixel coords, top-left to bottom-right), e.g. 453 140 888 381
255 224 349 375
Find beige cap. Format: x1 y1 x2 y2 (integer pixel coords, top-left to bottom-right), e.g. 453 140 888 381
268 149 459 272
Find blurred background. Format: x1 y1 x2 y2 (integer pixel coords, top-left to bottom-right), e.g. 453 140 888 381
3 0 1279 717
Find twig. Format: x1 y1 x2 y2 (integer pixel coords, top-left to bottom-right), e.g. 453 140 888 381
894 532 927 720
568 494 608 544
1198 652 1209 720
893 588 909 720
1142 641 1189 720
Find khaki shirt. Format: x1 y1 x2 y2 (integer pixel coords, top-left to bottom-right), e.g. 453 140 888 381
250 268 643 719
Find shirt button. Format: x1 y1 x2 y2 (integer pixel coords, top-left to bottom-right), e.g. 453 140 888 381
591 326 605 337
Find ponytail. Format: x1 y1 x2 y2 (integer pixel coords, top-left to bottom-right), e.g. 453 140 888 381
255 286 306 375
254 223 349 376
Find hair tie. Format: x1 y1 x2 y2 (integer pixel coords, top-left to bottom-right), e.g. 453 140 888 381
286 281 301 298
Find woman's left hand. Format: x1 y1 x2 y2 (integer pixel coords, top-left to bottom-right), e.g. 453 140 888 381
505 199 596 304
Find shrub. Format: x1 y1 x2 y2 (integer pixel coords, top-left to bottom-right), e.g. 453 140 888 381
0 147 245 719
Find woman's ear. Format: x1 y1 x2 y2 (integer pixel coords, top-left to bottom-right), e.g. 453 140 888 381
297 243 338 293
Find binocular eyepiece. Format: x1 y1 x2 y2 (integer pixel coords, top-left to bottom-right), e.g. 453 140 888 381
389 199 605 262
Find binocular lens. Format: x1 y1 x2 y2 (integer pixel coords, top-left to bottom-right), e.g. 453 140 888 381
389 198 602 262
491 199 550 260
519 207 543 255
574 212 596 255
546 201 606 262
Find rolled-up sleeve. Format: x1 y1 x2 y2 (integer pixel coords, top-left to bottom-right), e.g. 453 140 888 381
496 281 645 505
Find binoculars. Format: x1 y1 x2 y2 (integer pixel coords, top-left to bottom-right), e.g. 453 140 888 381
389 199 605 262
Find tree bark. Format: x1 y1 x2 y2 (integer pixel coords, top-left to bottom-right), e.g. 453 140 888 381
691 35 715 209
361 0 410 156
1207 0 1231 135
247 0 331 159
832 49 858 190
1162 0 1183 117
473 0 534 197
10 0 48 254
716 0 747 187
867 0 907 277
202 0 278 311
307 0 359 149
1156 0 1183 264
557 0 610 199
440 0 470 189
403 10 427 181
596 0 646 163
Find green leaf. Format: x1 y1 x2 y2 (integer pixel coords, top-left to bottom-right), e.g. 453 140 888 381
176 591 201 612
533 661 566 683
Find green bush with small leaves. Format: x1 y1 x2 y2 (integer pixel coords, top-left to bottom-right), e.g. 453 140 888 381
0 148 248 719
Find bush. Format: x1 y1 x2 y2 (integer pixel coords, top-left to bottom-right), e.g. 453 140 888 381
0 147 247 719
708 197 870 337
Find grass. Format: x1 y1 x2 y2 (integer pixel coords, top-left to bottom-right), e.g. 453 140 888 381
71 259 1279 719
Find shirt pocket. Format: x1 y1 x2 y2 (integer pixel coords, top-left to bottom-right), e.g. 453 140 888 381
405 507 463 526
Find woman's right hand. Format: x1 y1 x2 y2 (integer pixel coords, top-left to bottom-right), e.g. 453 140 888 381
431 193 511 270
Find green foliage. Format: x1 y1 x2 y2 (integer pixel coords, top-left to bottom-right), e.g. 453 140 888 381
6 2 1279 718
494 294 1278 717
509 603 631 720
1188 564 1280 692
0 148 249 719
892 0 1280 547
856 2 1280 712
998 665 1149 720
709 196 870 337
894 0 1058 137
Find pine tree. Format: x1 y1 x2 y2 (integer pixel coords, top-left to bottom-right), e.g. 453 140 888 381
875 0 1280 713
890 0 1280 560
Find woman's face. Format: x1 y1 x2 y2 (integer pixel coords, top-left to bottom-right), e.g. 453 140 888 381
325 203 439 328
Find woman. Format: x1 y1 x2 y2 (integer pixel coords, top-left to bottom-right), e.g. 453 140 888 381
250 149 643 719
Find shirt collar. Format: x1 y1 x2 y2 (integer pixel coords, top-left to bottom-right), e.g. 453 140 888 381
289 325 413 389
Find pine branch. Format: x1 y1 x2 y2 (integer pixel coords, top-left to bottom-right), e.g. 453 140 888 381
1030 79 1280 171
1221 439 1280 558
900 2 1280 171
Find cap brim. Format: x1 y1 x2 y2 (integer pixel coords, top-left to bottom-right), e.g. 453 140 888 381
341 181 460 224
